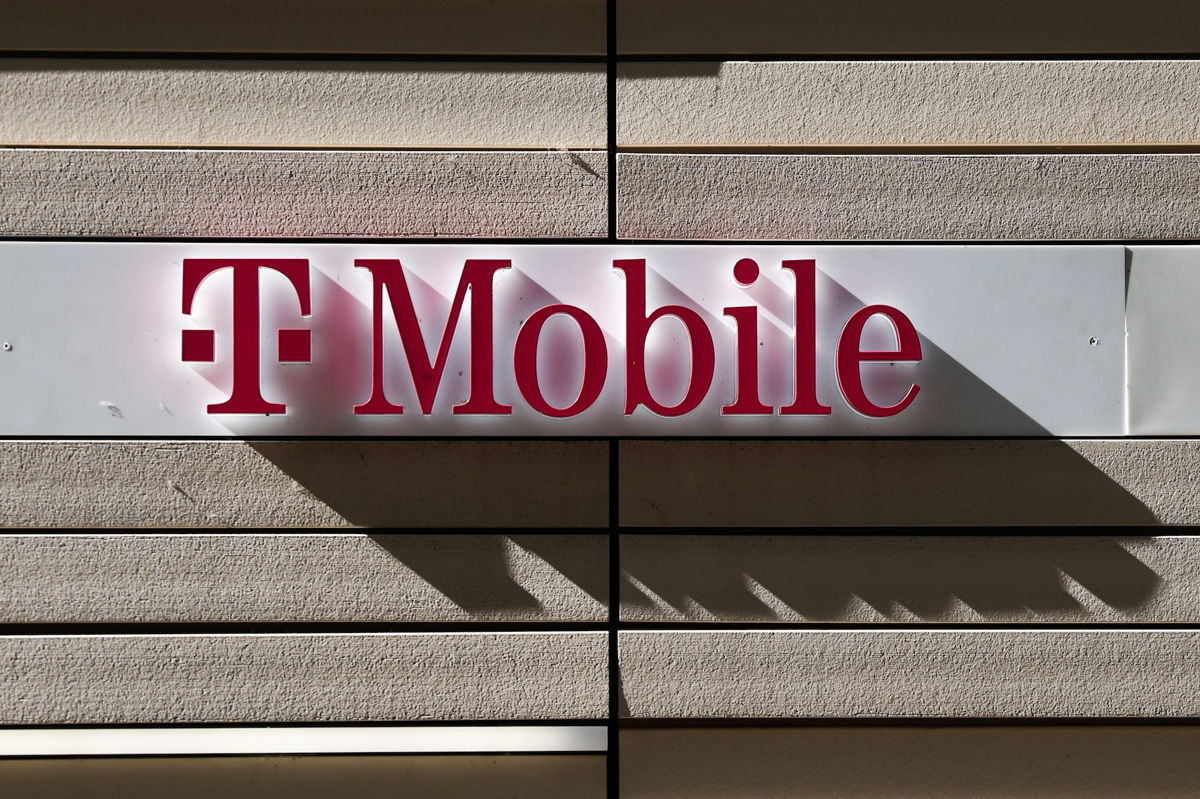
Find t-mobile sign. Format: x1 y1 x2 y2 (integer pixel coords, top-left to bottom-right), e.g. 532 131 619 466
0 243 1125 436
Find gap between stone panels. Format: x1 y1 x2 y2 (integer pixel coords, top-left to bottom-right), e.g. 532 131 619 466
605 0 620 790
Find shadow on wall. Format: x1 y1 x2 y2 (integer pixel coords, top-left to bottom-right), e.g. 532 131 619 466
243 260 1156 528
620 535 1164 621
618 436 1163 526
618 271 1158 527
241 268 609 529
369 533 609 611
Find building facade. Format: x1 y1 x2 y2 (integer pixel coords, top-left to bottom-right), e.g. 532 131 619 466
3 1 1200 796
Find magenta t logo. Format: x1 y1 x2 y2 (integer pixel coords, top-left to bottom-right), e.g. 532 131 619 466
181 258 311 414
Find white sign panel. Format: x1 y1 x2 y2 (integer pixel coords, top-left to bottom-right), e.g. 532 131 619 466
0 243 1125 436
1126 246 1200 435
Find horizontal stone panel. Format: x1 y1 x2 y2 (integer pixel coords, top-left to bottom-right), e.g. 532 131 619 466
622 727 1200 798
0 149 607 238
5 0 603 54
0 61 603 147
0 441 608 528
0 534 607 622
619 440 1200 526
620 630 1200 718
621 535 1189 622
617 154 1200 240
618 0 1200 54
0 755 606 799
0 632 606 723
619 61 1200 146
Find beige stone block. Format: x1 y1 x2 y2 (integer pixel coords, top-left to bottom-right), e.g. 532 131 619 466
0 534 607 621
619 440 1200 526
617 154 1200 240
0 149 608 238
0 632 606 723
621 535 1186 622
620 629 1200 718
0 61 603 147
0 441 608 528
620 61 1200 146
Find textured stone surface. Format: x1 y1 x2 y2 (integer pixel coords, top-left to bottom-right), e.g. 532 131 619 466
621 535 1187 622
619 0 1200 54
0 534 607 622
620 630 1200 718
0 149 607 238
623 727 1200 798
5 0 604 54
0 633 606 723
0 61 603 147
617 154 1200 240
0 441 608 528
0 755 605 799
620 61 1200 146
620 440 1200 526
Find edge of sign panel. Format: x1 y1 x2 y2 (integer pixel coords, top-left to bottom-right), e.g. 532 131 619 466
0 242 1126 438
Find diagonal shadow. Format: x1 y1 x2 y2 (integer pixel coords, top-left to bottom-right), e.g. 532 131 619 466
242 265 602 526
508 534 610 606
618 267 1156 524
239 258 1160 625
647 261 1115 437
368 534 540 612
621 535 1163 621
359 534 609 615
